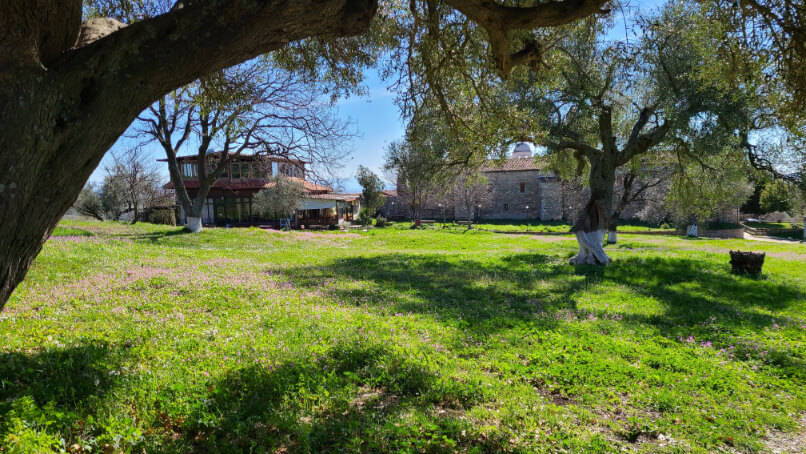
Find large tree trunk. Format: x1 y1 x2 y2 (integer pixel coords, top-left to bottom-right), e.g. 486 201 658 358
185 189 209 233
0 0 376 310
569 156 615 265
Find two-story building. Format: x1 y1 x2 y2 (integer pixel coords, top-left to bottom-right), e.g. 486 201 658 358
163 152 361 227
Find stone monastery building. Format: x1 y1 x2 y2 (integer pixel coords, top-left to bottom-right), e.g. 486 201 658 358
385 143 573 221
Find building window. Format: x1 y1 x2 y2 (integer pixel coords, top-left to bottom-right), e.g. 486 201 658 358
181 162 197 178
519 182 525 193
503 203 509 211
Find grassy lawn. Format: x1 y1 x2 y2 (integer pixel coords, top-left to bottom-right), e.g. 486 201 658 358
1 220 804 453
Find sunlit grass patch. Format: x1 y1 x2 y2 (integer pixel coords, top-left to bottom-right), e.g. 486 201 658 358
1 220 804 453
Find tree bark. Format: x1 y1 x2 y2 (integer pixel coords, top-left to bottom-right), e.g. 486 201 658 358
569 155 615 265
0 0 376 310
132 201 139 225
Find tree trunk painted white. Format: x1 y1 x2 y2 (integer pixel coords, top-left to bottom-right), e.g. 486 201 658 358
686 224 698 237
569 230 611 265
186 217 203 233
606 229 617 244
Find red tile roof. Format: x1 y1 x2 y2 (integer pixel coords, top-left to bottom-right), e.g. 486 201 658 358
481 158 541 172
164 177 332 193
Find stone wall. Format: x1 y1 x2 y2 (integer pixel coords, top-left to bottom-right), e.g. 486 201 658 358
388 161 740 225
701 228 745 239
481 170 542 219
538 177 563 220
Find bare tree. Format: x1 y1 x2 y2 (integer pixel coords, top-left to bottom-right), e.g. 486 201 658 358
104 147 169 224
136 61 354 232
451 171 491 227
72 183 106 221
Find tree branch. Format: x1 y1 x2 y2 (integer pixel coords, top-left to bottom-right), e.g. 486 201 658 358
619 121 671 165
551 140 601 158
442 0 610 77
46 0 376 179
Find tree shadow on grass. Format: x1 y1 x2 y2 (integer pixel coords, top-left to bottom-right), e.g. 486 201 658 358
131 228 192 244
0 342 130 438
156 341 536 454
279 252 588 335
603 256 803 324
598 256 805 377
278 252 804 347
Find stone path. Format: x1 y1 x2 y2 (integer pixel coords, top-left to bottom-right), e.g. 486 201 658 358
763 415 806 454
743 232 805 244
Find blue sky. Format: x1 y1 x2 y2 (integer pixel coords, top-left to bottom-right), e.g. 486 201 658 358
91 0 668 193
329 72 403 191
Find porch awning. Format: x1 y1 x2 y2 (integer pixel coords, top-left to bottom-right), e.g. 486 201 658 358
299 198 337 210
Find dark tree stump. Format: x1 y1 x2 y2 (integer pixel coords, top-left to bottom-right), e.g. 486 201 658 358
729 251 765 276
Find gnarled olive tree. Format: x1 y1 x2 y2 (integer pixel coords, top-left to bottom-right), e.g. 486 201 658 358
516 5 747 264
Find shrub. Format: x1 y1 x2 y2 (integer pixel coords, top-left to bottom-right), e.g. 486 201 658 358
357 207 373 226
149 209 176 226
760 180 802 216
375 215 388 227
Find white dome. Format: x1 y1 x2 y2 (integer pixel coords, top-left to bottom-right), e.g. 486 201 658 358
512 142 533 158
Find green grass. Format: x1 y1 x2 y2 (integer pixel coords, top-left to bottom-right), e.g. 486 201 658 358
1 220 804 453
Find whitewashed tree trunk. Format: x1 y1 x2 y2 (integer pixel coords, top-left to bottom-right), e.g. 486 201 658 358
686 224 698 237
186 217 203 233
606 229 617 244
569 230 611 265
